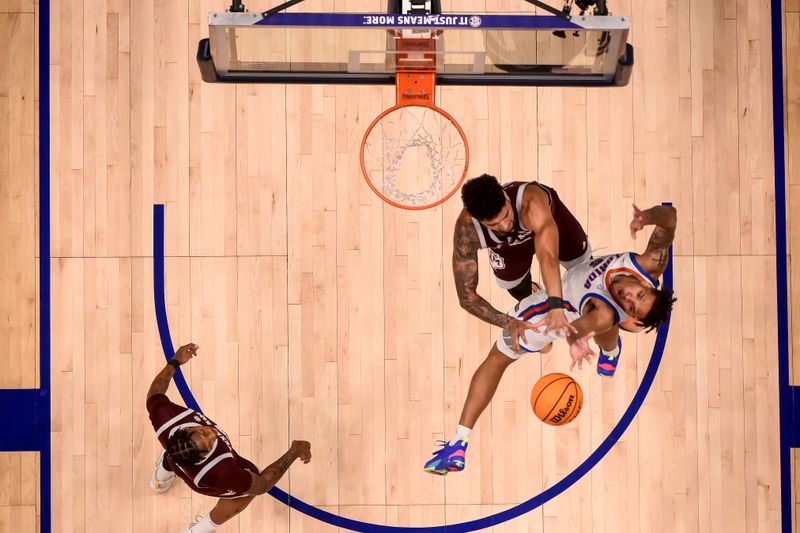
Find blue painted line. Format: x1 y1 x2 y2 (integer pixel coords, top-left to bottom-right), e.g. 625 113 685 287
789 387 800 448
152 203 673 531
0 0 58 528
39 0 52 528
153 205 202 413
0 390 49 452
770 0 792 530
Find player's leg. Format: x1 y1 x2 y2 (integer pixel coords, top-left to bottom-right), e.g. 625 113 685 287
424 344 517 476
181 496 258 533
459 292 559 428
458 344 517 428
595 325 622 377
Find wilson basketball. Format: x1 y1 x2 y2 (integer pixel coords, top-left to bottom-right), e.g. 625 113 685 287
530 373 583 426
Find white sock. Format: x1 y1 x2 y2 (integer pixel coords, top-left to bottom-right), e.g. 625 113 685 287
192 515 221 533
603 341 621 358
155 460 173 482
449 425 472 445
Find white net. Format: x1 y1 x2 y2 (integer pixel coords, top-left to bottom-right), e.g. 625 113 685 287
361 105 468 208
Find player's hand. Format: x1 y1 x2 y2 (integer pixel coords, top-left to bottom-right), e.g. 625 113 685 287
629 204 647 239
291 440 312 463
506 318 539 353
541 308 578 337
568 331 596 371
173 343 199 365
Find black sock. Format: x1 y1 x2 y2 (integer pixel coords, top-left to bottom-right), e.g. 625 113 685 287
161 453 173 472
507 272 534 302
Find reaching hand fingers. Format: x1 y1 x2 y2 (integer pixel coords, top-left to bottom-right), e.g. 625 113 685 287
527 319 546 332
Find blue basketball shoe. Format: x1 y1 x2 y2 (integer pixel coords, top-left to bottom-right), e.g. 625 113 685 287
597 337 622 377
424 439 468 475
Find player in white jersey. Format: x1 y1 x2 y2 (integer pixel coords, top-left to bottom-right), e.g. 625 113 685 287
499 251 662 357
424 204 677 476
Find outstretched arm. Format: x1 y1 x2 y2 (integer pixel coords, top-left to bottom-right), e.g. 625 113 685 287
630 204 677 279
146 343 198 401
245 440 312 495
564 301 616 370
519 186 577 337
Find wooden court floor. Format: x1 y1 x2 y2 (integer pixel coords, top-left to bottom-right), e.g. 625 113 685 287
1 0 799 531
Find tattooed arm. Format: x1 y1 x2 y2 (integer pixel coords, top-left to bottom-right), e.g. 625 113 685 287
452 210 538 352
146 343 198 401
630 204 677 279
452 210 516 329
246 440 312 495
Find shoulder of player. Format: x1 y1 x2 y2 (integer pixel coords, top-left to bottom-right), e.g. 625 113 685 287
146 392 173 414
520 182 548 204
453 210 480 247
519 184 552 226
628 251 662 279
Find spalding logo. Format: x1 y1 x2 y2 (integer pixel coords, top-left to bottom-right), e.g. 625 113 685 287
401 93 430 101
549 394 576 424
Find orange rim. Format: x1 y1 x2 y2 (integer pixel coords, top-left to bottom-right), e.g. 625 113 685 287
359 103 470 211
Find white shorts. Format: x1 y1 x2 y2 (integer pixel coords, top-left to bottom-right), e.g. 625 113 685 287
495 291 582 359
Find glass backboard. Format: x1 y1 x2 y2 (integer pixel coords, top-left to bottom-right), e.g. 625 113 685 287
198 12 633 86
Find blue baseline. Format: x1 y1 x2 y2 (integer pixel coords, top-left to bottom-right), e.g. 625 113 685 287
0 1 52 531
770 0 794 531
40 0 52 526
253 13 582 29
153 203 672 531
0 390 49 452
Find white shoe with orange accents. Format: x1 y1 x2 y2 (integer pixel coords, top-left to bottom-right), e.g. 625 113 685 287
150 451 176 494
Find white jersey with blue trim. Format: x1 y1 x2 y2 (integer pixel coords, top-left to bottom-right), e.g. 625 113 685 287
561 252 660 325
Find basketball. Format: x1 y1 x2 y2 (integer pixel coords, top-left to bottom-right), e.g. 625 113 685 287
530 373 583 426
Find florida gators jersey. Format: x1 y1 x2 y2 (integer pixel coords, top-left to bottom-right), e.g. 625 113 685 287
561 252 660 325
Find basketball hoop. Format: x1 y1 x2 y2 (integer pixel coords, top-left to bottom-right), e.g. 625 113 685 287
360 36 469 210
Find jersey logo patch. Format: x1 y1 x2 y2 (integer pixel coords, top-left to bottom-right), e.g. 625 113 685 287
488 249 506 270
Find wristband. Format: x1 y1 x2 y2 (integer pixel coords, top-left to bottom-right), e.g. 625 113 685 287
546 296 565 310
167 359 181 370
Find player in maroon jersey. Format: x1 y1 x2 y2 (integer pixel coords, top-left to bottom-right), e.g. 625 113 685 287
147 343 312 533
453 174 592 351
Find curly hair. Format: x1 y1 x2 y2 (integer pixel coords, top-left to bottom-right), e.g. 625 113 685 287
637 287 676 333
461 174 506 221
167 428 204 465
